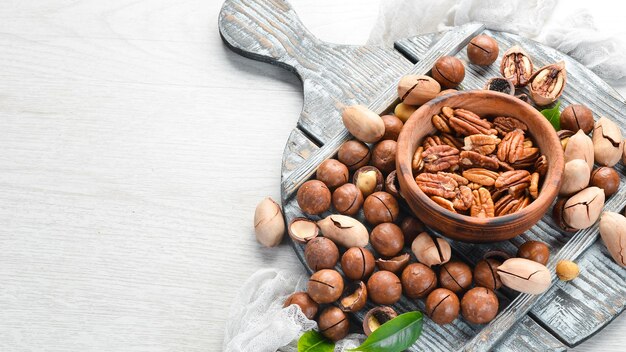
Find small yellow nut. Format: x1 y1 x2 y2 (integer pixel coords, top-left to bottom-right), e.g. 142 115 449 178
556 260 579 281
394 103 417 123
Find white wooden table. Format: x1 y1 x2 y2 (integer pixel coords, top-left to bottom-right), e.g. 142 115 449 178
0 0 623 351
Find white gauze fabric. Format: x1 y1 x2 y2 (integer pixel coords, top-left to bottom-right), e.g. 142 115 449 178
223 268 364 352
368 0 626 85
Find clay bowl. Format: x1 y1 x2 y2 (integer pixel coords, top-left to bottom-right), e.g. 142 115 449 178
396 90 564 242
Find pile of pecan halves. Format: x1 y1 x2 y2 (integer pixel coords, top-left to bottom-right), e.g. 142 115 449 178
412 106 547 217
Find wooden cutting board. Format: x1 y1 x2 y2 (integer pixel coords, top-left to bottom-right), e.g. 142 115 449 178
218 0 626 350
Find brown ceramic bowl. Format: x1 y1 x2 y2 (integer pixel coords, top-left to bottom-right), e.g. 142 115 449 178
396 91 564 242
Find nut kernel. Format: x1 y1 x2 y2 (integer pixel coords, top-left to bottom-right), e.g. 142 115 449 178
556 260 579 281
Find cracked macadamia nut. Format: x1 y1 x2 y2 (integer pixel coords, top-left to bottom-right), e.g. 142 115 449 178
341 247 375 281
381 114 404 141
318 306 349 342
401 263 437 299
385 170 401 199
590 167 620 198
338 281 368 312
474 258 502 290
283 292 319 320
370 223 404 257
432 56 465 89
517 241 550 265
297 180 331 215
398 75 441 105
316 159 349 189
426 288 460 325
560 104 594 134
363 191 400 225
376 253 410 273
353 166 384 198
467 34 499 66
338 140 371 171
332 183 364 216
363 306 397 336
371 140 397 175
367 270 402 305
307 269 344 304
304 237 339 272
288 218 318 243
461 287 499 324
411 232 452 267
439 261 473 293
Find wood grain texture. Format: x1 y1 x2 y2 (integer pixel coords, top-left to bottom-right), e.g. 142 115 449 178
219 0 413 146
0 0 624 351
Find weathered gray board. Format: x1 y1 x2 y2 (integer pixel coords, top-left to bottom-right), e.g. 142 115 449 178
218 0 626 350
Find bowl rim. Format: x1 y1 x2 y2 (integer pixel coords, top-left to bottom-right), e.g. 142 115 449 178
396 90 564 228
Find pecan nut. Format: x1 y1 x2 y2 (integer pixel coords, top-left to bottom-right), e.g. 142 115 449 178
497 129 525 163
534 155 548 176
500 45 533 87
529 61 567 106
495 170 531 196
471 187 495 218
412 146 424 173
453 185 474 211
424 136 444 149
464 134 501 155
592 116 624 167
493 116 528 136
529 172 540 199
432 114 452 134
462 168 500 187
494 194 520 216
459 151 499 170
467 182 482 190
494 194 530 216
422 145 460 172
449 108 497 136
441 133 464 149
438 172 469 186
431 196 456 212
415 173 458 198
510 147 540 169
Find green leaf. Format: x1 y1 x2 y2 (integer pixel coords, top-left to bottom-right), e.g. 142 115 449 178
348 311 423 352
298 330 335 352
540 101 561 131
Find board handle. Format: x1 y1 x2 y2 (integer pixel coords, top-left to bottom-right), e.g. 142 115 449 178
218 0 320 71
